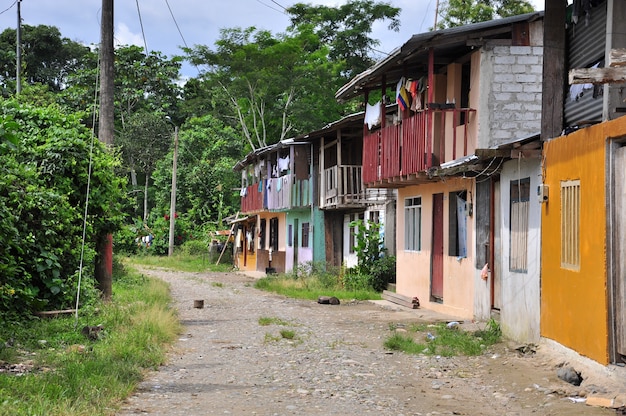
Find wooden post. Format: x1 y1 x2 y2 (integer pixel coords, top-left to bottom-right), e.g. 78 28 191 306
541 0 566 141
96 0 114 301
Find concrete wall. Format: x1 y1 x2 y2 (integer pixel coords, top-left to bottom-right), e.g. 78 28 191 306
499 158 542 343
396 177 481 319
478 42 544 148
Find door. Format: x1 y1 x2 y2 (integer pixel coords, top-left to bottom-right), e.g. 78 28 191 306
293 219 299 268
493 180 502 310
431 193 444 301
613 145 626 359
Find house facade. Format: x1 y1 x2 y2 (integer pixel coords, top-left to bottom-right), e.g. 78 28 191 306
540 0 626 365
336 13 544 326
234 114 396 274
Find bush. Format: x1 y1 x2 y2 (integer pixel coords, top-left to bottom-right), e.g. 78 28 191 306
368 255 396 292
180 239 209 256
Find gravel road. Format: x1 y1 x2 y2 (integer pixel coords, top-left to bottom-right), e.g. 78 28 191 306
116 268 618 416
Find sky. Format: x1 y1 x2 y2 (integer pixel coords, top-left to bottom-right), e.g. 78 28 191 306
0 0 545 79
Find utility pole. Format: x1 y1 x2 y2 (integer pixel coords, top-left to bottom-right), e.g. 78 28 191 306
16 0 21 94
168 124 179 257
95 0 114 301
434 0 440 29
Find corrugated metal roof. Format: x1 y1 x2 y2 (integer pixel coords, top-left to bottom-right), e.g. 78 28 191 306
336 11 544 102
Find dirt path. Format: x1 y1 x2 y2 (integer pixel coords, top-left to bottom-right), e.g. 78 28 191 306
116 268 617 416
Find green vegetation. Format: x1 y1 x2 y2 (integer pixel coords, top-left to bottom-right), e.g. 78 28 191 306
258 316 292 326
384 319 502 357
254 262 382 301
123 254 233 274
0 262 180 416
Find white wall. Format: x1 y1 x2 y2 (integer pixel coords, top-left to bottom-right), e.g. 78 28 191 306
499 157 542 343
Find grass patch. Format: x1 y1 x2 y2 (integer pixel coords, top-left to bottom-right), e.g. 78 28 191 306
384 320 502 357
279 329 296 340
123 254 233 273
0 261 180 416
258 316 291 326
254 273 381 301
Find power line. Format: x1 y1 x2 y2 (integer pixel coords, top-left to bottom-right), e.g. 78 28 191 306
0 0 17 16
135 0 149 53
254 0 285 15
164 0 189 49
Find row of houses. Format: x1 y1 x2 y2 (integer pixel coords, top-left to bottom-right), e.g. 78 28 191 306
231 0 626 369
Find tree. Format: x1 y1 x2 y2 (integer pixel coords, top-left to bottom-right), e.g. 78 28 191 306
286 0 401 78
435 0 535 30
0 24 91 92
118 110 172 222
185 27 345 150
151 114 243 228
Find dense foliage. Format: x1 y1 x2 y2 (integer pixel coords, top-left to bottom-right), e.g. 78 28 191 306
0 97 125 314
435 0 535 29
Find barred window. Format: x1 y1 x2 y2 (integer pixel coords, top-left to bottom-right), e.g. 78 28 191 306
510 178 530 272
561 180 580 269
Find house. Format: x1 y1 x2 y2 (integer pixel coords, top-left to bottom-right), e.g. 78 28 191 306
296 113 396 270
336 12 545 328
233 113 396 274
234 139 319 274
540 0 626 365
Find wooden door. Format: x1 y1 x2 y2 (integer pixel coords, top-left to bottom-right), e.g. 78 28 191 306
431 193 444 300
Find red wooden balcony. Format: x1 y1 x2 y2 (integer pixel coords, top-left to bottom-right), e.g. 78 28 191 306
240 182 264 213
362 108 475 186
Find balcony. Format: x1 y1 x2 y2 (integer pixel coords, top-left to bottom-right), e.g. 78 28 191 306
363 108 476 186
266 173 312 211
240 182 264 213
321 165 367 208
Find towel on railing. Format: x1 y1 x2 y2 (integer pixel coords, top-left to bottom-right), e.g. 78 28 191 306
365 101 381 129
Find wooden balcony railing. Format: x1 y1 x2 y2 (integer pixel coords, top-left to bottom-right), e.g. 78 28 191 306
267 175 292 210
363 108 475 185
321 165 366 208
240 182 264 213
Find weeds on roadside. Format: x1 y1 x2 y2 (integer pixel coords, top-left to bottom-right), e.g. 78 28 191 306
255 261 381 301
384 319 502 357
258 316 291 326
0 260 180 416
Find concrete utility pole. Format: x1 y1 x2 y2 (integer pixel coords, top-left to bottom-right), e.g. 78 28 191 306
16 0 21 94
95 0 114 301
168 123 179 257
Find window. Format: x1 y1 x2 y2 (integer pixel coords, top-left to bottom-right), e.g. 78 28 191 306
301 223 310 248
348 213 364 254
449 191 467 257
259 219 266 250
561 180 580 269
404 196 422 251
269 217 279 251
510 178 530 272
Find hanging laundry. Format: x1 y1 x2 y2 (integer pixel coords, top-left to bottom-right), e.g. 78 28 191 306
278 156 290 173
396 77 410 111
364 101 382 129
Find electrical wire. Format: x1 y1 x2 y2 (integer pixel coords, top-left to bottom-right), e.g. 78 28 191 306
0 0 17 16
74 34 101 329
164 0 189 49
135 0 149 53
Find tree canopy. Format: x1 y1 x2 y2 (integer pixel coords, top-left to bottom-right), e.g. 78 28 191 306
0 24 91 93
435 0 535 29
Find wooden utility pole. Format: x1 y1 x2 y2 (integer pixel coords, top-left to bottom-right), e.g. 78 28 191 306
95 0 114 300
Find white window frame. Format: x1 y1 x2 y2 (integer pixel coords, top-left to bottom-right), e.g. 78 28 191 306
404 196 422 252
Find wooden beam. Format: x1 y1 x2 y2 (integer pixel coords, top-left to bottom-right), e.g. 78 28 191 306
541 1 566 140
511 149 542 159
609 48 626 67
569 67 626 85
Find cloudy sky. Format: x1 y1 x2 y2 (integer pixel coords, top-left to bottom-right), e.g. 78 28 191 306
0 0 545 78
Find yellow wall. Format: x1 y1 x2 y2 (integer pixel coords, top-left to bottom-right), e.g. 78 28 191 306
396 177 476 319
541 116 626 364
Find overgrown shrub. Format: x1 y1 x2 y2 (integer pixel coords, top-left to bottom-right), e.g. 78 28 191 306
0 100 125 314
347 219 396 292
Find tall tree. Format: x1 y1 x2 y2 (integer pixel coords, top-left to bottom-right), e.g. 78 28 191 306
118 110 172 222
435 0 535 30
0 24 90 92
286 0 401 78
185 27 345 150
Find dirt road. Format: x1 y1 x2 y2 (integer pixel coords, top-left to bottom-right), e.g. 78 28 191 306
117 268 618 415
